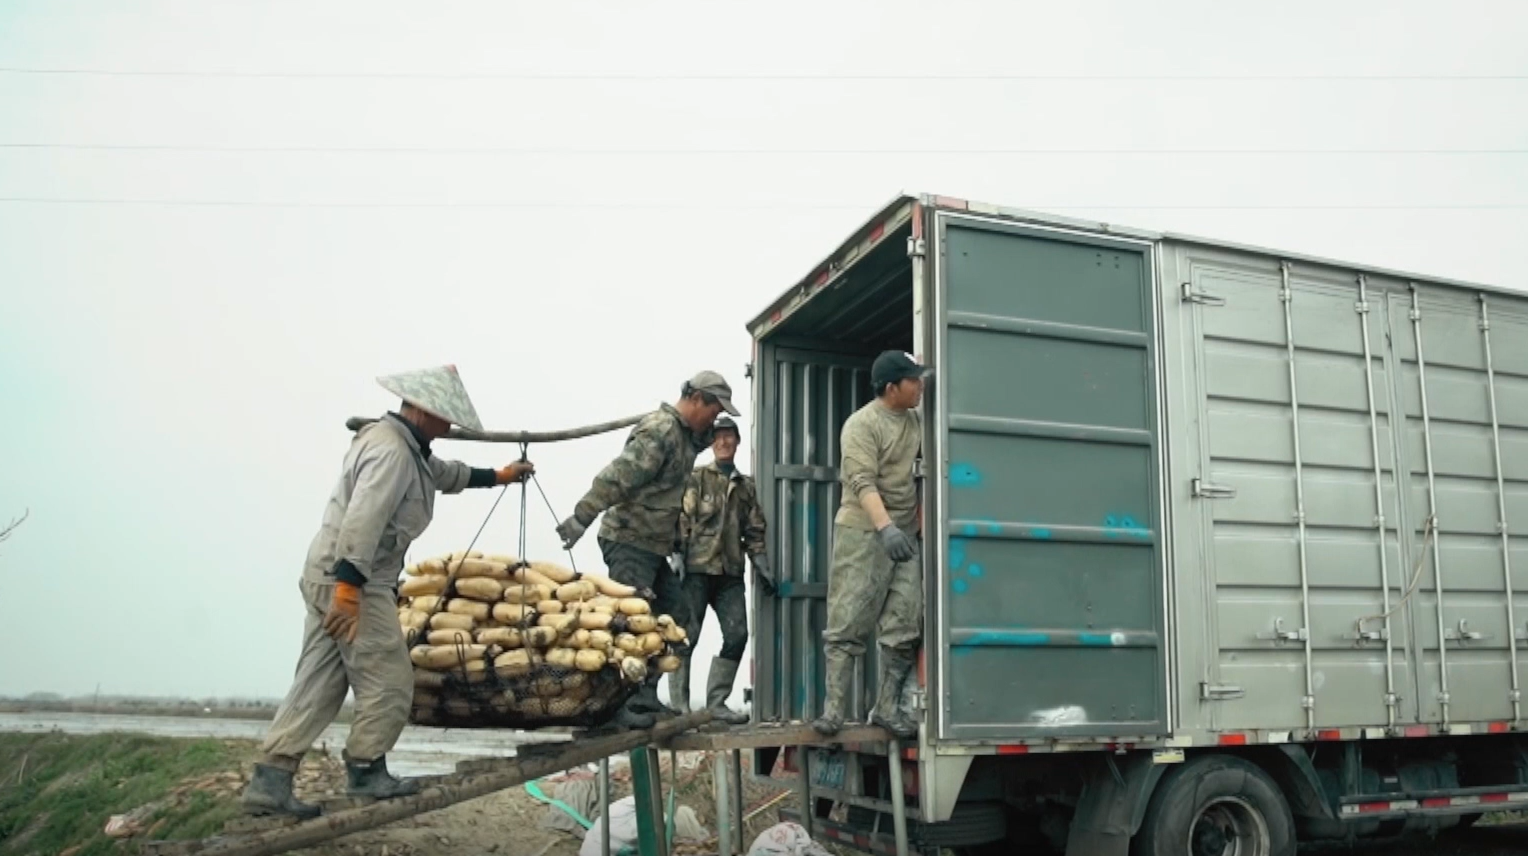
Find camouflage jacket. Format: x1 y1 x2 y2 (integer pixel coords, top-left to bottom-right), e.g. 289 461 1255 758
573 403 713 556
679 462 767 576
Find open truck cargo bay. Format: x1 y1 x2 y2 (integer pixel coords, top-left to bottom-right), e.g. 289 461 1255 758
746 193 1528 753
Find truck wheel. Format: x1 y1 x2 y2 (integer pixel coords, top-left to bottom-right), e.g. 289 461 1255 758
1132 755 1294 856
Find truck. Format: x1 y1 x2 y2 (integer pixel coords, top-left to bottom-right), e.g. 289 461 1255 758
741 193 1528 855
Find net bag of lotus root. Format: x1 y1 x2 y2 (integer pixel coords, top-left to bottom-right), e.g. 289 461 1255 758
397 551 689 729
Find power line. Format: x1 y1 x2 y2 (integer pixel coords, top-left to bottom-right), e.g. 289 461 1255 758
0 197 1522 211
1 67 1525 81
1 143 1523 155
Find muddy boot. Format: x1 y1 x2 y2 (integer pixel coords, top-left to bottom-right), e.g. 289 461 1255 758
869 649 918 740
611 701 657 731
669 659 692 713
344 753 419 800
705 658 750 726
630 677 677 718
812 650 853 736
241 763 321 819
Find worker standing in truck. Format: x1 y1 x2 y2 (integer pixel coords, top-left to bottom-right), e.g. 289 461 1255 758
556 370 738 729
813 351 929 740
243 365 536 819
670 415 774 723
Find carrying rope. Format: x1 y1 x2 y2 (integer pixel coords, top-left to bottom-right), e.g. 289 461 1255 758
1354 514 1438 638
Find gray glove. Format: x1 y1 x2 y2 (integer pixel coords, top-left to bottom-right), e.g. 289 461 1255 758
556 516 587 551
667 552 686 583
750 552 776 595
876 524 918 563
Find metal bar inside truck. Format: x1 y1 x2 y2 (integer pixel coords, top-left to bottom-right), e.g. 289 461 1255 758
743 193 1528 855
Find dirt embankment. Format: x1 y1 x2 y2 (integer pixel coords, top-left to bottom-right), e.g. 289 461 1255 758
0 732 794 856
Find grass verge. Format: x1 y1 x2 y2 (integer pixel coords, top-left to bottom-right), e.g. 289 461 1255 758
0 732 253 856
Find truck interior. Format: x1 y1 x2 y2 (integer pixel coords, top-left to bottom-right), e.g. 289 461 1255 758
750 214 918 726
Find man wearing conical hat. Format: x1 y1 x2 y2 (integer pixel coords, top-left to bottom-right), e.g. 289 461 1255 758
242 365 535 819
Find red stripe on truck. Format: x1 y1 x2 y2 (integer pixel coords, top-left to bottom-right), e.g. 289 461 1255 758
1404 725 1429 738
996 745 1029 755
1218 733 1248 746
1489 721 1510 733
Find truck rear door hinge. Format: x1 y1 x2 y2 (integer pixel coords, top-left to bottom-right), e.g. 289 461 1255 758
1192 478 1236 499
907 237 927 259
1201 682 1245 701
1258 617 1308 644
1182 282 1226 307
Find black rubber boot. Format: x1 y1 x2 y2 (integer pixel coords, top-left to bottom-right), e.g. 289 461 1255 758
240 763 321 819
868 650 919 740
611 702 657 731
812 650 853 736
344 753 419 800
706 658 750 726
629 679 677 718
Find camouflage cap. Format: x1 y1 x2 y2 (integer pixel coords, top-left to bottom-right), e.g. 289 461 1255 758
686 370 740 417
376 364 484 431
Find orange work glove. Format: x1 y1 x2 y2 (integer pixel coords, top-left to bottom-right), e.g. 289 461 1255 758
496 461 536 485
322 581 362 643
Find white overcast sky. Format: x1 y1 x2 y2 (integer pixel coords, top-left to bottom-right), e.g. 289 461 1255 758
1 1 1526 704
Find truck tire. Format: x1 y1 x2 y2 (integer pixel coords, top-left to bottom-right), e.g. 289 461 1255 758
1132 754 1295 856
911 800 1007 847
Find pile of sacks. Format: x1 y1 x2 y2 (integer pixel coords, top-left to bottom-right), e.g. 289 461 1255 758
397 551 686 727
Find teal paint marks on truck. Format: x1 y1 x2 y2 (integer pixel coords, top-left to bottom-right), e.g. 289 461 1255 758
957 630 1053 648
948 538 968 570
952 579 970 595
950 463 982 487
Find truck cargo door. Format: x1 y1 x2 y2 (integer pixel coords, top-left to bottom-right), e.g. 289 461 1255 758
931 213 1169 741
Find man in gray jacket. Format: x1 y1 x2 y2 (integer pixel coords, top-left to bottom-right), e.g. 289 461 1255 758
242 365 535 819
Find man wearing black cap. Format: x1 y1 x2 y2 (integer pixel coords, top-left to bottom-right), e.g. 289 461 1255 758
813 351 930 740
556 370 738 729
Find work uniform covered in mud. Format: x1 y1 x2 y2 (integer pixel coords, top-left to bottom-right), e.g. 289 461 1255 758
672 459 767 716
263 413 483 768
817 392 925 738
824 399 924 662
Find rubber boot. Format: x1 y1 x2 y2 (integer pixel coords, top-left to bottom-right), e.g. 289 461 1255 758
869 650 919 740
669 659 692 713
812 649 854 736
344 753 419 800
705 658 750 726
611 701 657 731
240 763 321 819
631 678 677 718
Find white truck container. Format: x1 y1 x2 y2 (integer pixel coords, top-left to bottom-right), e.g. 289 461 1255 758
742 193 1528 854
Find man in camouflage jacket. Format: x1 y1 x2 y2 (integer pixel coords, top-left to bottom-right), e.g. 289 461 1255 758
671 415 775 724
556 370 738 729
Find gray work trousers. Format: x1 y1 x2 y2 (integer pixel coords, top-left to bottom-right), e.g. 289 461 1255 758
823 524 923 660
260 578 412 770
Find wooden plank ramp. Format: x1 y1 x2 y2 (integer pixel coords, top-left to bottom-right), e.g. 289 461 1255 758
663 721 891 752
138 710 713 856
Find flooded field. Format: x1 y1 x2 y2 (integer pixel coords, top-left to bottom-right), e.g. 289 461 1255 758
0 711 570 777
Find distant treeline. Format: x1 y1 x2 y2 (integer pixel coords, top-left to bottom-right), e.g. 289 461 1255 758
0 694 355 723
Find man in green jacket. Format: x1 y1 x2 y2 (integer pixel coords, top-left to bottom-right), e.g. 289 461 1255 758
556 371 738 729
244 365 535 818
672 415 774 724
814 351 929 740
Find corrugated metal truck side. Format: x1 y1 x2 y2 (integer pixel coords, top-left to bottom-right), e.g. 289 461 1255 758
744 193 1528 855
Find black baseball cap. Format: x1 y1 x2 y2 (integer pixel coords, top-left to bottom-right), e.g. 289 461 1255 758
871 350 931 390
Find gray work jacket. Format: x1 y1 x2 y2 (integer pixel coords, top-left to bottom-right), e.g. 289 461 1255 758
302 414 472 588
